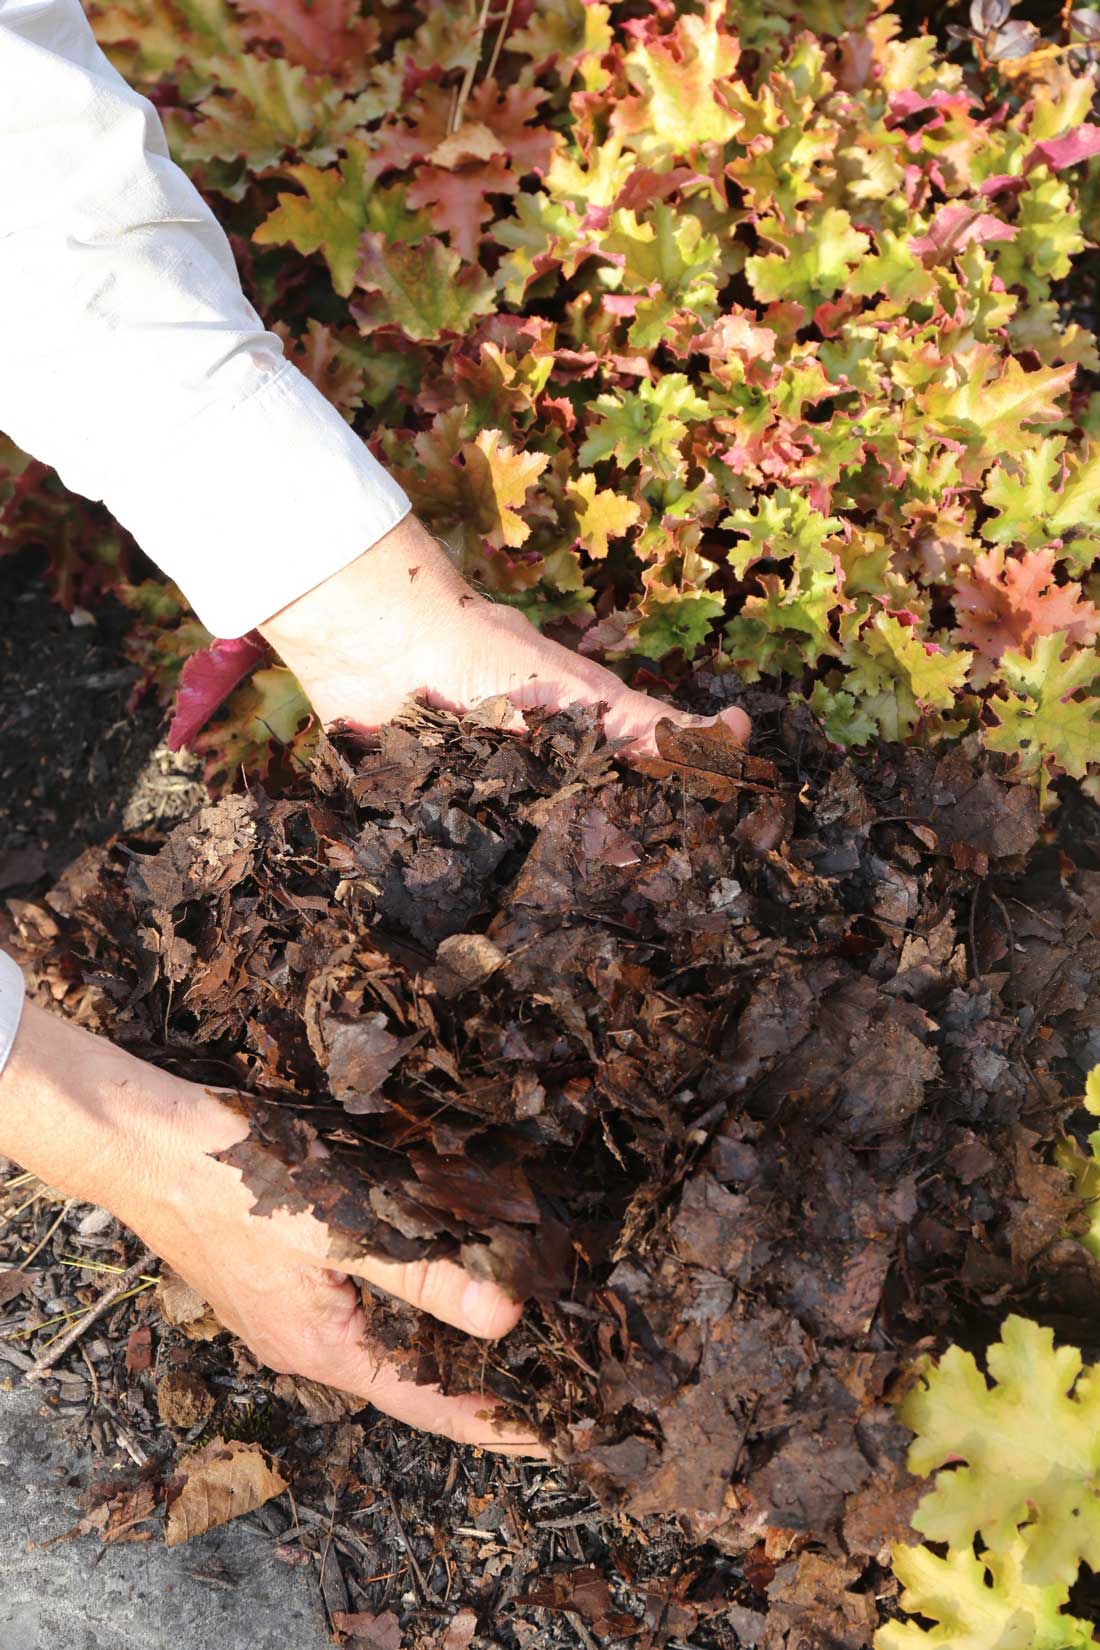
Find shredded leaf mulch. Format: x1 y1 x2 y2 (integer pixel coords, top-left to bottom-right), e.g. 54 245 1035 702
5 690 1100 1647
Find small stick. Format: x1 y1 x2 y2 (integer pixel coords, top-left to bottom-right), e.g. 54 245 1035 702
24 1247 155 1382
449 0 493 132
386 1486 432 1602
484 0 515 83
80 1342 100 1407
21 1200 74 1266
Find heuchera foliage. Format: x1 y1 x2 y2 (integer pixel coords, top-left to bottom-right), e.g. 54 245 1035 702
881 1312 1100 1649
3 0 1100 796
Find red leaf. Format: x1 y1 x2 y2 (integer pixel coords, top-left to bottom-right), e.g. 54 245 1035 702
405 158 520 261
237 0 378 75
125 1326 153 1374
168 634 267 752
953 547 1100 685
1025 125 1100 172
910 203 1017 259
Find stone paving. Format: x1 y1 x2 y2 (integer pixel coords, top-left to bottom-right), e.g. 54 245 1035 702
0 1381 330 1650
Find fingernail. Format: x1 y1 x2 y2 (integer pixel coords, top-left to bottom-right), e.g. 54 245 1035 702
461 1278 510 1336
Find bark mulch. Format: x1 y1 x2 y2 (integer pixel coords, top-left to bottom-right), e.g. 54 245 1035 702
3 684 1100 1649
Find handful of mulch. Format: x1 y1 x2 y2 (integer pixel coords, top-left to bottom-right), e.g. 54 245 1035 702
8 696 1100 1574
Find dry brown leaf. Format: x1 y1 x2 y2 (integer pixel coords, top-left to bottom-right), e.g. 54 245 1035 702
0 1267 29 1307
332 1610 402 1650
155 1267 223 1341
164 1438 287 1547
272 1373 364 1424
633 716 777 801
440 1610 479 1650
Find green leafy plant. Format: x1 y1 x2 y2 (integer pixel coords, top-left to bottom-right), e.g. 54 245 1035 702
4 0 1100 796
879 1313 1100 1649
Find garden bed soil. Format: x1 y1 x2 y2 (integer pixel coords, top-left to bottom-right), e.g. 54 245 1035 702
0 547 204 897
4 678 1100 1647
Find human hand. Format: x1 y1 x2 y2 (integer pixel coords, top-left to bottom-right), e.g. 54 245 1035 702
1 1003 545 1455
259 516 750 755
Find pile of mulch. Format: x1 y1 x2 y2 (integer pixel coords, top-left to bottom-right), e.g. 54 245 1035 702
5 688 1100 1647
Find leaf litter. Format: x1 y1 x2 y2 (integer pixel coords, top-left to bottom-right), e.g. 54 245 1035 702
8 690 1100 1643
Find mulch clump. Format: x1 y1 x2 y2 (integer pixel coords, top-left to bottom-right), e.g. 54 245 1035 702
7 692 1100 1643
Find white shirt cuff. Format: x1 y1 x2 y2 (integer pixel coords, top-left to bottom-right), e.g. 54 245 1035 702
92 357 413 638
0 951 26 1081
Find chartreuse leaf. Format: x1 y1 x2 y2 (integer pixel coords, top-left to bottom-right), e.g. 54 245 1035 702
599 205 721 347
919 349 1075 469
876 1536 1096 1650
252 136 432 296
613 0 742 163
807 683 879 746
842 613 972 740
167 52 366 173
725 37 839 217
351 236 496 340
511 0 613 88
981 438 1068 548
983 437 1100 568
721 488 841 578
984 632 1100 785
494 191 579 303
634 587 725 657
1049 445 1100 574
566 473 640 558
898 1316 1100 1590
578 376 709 479
745 208 871 309
993 172 1086 302
1055 1062 1100 1263
91 0 245 98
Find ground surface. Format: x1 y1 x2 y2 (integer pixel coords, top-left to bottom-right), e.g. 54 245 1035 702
0 1380 329 1650
0 558 331 1647
0 547 204 896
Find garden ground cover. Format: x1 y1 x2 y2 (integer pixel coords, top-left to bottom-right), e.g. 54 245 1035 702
5 676 1100 1645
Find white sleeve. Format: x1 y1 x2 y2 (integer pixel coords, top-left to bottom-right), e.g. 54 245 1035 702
0 950 25 1080
0 0 411 639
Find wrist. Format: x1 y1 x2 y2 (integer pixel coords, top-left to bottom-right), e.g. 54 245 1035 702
259 514 471 682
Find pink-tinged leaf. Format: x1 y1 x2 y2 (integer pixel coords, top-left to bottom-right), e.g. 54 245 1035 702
978 173 1027 200
168 634 268 752
1025 125 1100 173
910 204 1017 259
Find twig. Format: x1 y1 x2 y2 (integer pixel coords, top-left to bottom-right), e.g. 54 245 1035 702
111 1414 150 1467
0 1188 42 1238
967 880 985 989
485 0 515 83
449 0 494 132
24 1247 155 1382
386 1486 433 1602
21 1199 75 1266
566 1610 600 1650
80 1343 100 1406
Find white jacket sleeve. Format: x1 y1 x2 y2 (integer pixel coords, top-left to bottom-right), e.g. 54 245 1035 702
0 0 411 638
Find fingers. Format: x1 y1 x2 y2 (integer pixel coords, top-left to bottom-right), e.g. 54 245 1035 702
339 1252 524 1340
292 1283 549 1458
601 690 752 760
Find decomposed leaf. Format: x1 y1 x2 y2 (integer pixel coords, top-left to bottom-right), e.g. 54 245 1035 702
165 1438 288 1547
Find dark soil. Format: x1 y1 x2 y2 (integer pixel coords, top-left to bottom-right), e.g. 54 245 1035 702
5 684 1100 1648
0 547 198 897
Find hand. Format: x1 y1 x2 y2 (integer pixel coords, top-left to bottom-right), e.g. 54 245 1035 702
259 516 750 755
1 1003 545 1455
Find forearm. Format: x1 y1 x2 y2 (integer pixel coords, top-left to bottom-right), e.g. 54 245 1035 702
0 999 199 1215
